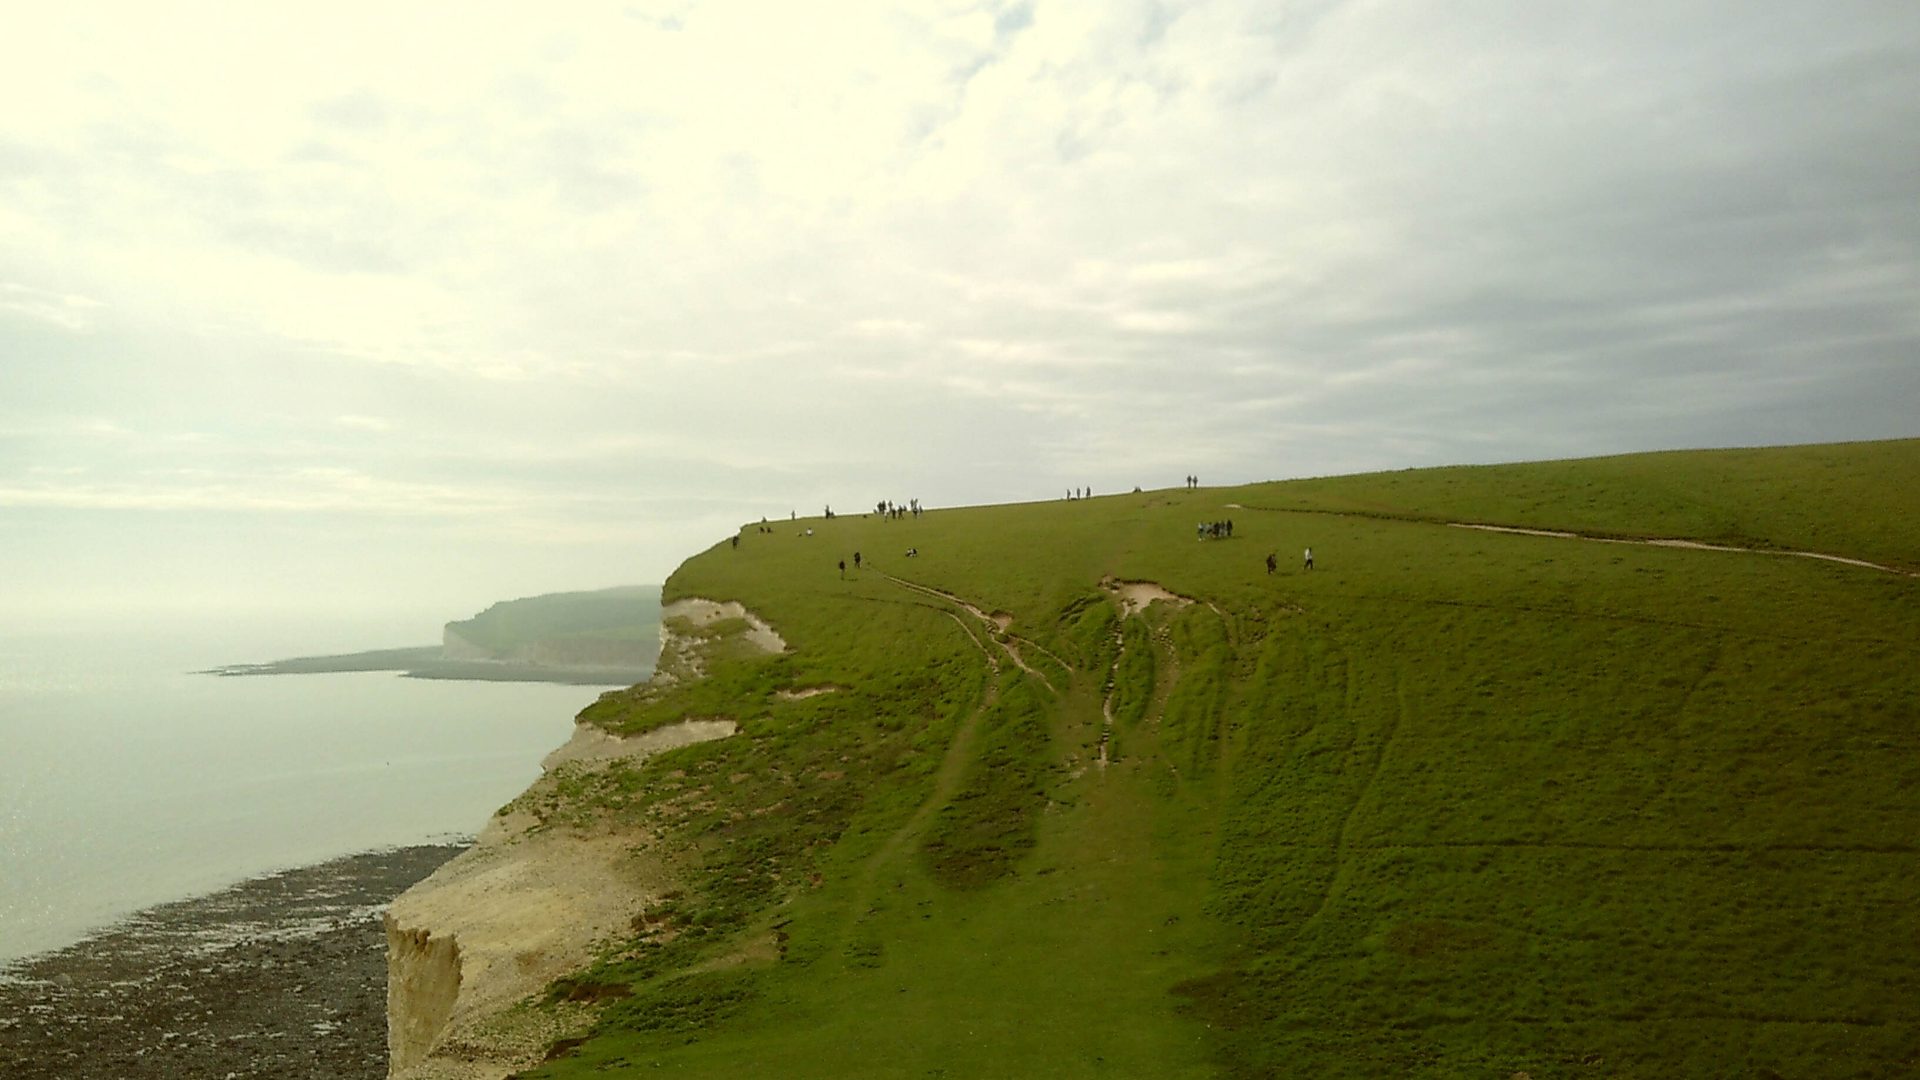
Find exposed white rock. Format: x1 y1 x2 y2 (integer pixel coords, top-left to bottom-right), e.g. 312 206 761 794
1101 577 1195 618
386 596 786 1080
539 717 737 772
663 597 787 654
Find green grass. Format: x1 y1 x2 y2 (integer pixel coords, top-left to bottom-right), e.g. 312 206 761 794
514 438 1918 1079
921 674 1053 890
444 584 662 655
1241 437 1920 570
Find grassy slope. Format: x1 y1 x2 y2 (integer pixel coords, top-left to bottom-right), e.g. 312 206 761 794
445 586 662 655
1245 438 1920 570
524 440 1918 1079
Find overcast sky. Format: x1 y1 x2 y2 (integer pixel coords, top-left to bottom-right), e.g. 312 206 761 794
3 1 1917 628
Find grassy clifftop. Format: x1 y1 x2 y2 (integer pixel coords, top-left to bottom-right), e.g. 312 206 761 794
443 586 661 659
521 439 1917 1078
1249 438 1920 570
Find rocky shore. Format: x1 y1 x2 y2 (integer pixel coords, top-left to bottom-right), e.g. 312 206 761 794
0 843 464 1080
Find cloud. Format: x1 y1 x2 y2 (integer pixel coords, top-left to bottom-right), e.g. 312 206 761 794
844 318 927 340
0 0 1916 614
0 283 106 331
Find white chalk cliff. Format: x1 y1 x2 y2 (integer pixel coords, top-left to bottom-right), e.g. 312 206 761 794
385 599 782 1079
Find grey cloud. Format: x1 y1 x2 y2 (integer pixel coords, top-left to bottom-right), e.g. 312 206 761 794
309 90 392 131
3 1 1916 619
534 126 651 212
623 7 685 33
993 2 1034 42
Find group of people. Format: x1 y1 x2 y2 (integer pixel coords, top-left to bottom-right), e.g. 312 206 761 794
744 490 1316 584
839 548 920 577
1263 548 1314 573
737 520 810 545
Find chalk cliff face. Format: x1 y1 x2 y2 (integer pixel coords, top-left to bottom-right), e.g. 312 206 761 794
440 627 660 669
521 636 659 669
438 628 493 662
386 926 460 1071
385 599 781 1080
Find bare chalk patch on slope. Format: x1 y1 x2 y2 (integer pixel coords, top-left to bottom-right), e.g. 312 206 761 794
1101 577 1195 618
776 685 841 701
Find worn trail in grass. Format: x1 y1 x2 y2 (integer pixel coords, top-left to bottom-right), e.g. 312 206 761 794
521 439 1918 1079
540 608 1229 1077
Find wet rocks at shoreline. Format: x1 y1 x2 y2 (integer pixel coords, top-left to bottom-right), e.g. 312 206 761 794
0 843 465 1080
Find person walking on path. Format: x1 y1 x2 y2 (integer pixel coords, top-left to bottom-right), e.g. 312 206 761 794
1265 552 1277 575
838 559 846 579
1304 547 1314 571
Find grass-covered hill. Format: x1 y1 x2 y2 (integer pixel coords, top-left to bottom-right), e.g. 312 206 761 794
521 439 1917 1079
443 585 662 664
209 586 662 685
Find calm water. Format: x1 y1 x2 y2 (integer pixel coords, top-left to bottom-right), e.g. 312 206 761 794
0 614 615 966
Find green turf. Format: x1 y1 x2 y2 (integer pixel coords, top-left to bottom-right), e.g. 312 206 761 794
515 438 1918 1079
1237 438 1920 570
445 585 662 656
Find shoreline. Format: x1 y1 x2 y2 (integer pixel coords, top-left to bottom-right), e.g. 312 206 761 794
0 842 466 1080
202 650 652 686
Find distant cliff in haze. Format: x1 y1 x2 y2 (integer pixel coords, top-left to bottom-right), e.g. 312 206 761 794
206 586 662 686
441 587 663 670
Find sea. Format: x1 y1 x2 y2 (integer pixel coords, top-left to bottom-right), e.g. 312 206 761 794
0 612 615 968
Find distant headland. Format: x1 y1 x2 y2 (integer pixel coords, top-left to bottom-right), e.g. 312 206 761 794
203 586 661 686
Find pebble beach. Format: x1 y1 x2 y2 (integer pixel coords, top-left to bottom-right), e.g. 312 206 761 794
0 843 464 1080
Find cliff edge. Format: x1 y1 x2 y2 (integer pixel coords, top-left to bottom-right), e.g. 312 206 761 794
384 598 782 1079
